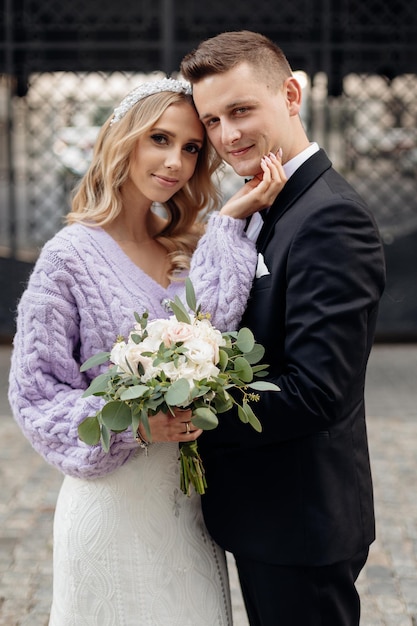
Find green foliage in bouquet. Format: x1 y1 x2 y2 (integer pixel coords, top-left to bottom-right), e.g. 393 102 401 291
78 278 280 495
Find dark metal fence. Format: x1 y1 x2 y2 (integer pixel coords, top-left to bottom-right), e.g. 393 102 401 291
1 1 417 340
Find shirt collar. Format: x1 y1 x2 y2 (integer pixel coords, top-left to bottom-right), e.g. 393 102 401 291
283 142 319 179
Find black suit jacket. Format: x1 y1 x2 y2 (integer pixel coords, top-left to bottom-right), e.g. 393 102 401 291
199 149 386 566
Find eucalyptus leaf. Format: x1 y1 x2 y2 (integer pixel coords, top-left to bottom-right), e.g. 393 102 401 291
189 386 211 401
234 356 253 383
244 343 265 364
140 409 152 441
229 373 247 387
214 394 234 414
134 310 148 329
146 396 166 412
253 370 268 378
168 296 191 324
120 385 149 400
243 402 263 432
131 412 140 435
78 415 101 445
192 407 219 430
123 356 135 375
238 404 249 423
82 372 111 397
165 378 190 406
80 351 111 372
236 327 255 353
101 424 110 452
185 277 197 312
218 348 228 371
251 363 269 373
249 381 281 391
101 401 132 430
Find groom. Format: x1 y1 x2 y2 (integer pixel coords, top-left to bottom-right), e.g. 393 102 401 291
181 31 386 625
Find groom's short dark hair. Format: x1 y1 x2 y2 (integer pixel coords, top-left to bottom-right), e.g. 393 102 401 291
180 30 293 89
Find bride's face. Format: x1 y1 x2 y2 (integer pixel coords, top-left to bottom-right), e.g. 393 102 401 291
124 101 205 204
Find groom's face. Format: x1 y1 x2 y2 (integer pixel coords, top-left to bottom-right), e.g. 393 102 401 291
192 62 289 178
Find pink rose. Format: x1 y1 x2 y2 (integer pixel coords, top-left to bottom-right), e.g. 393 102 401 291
161 320 195 346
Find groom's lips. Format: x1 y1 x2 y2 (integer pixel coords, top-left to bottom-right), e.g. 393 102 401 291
229 145 254 158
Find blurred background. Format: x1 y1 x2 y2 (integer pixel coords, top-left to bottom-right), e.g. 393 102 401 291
1 0 417 342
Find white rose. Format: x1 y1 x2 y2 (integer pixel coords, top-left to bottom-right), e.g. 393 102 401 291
161 358 198 386
146 318 171 342
194 320 225 360
183 336 219 366
124 344 157 377
140 362 162 383
184 322 224 365
111 337 162 379
110 341 131 373
192 361 221 381
131 333 159 355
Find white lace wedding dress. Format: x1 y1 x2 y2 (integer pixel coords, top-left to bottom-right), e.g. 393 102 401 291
49 443 232 625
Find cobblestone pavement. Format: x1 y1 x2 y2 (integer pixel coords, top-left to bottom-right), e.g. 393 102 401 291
1 343 417 625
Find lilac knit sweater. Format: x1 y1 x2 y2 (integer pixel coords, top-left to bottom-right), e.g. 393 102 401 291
8 214 257 479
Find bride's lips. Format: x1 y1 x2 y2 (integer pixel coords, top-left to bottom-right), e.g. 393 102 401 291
153 174 179 187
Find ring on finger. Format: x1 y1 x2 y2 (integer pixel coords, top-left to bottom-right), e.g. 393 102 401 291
185 421 191 434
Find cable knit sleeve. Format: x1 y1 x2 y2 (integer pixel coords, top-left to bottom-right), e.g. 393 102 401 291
8 241 139 480
8 217 256 478
187 213 257 331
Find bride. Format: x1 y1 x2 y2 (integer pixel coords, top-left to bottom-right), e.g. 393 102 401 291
8 78 286 625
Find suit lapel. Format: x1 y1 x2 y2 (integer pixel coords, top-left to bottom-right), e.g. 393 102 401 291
256 149 332 252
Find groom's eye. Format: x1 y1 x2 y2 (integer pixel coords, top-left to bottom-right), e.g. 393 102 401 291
234 107 249 115
206 117 219 128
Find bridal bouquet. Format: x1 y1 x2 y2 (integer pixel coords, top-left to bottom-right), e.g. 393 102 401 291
78 279 280 495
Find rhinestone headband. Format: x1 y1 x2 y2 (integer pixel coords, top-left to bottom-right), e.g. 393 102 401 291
110 78 192 126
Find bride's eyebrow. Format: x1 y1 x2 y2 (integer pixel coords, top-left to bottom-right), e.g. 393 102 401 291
150 126 173 135
151 127 203 144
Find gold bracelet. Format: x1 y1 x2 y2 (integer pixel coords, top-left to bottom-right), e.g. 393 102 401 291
135 427 150 455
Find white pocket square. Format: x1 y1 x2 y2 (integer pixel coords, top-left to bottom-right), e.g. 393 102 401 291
255 253 270 278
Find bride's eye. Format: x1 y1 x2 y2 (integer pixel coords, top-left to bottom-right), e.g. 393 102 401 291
151 134 168 145
184 143 201 155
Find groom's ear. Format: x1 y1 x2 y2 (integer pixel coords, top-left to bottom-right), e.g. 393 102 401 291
284 77 303 116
